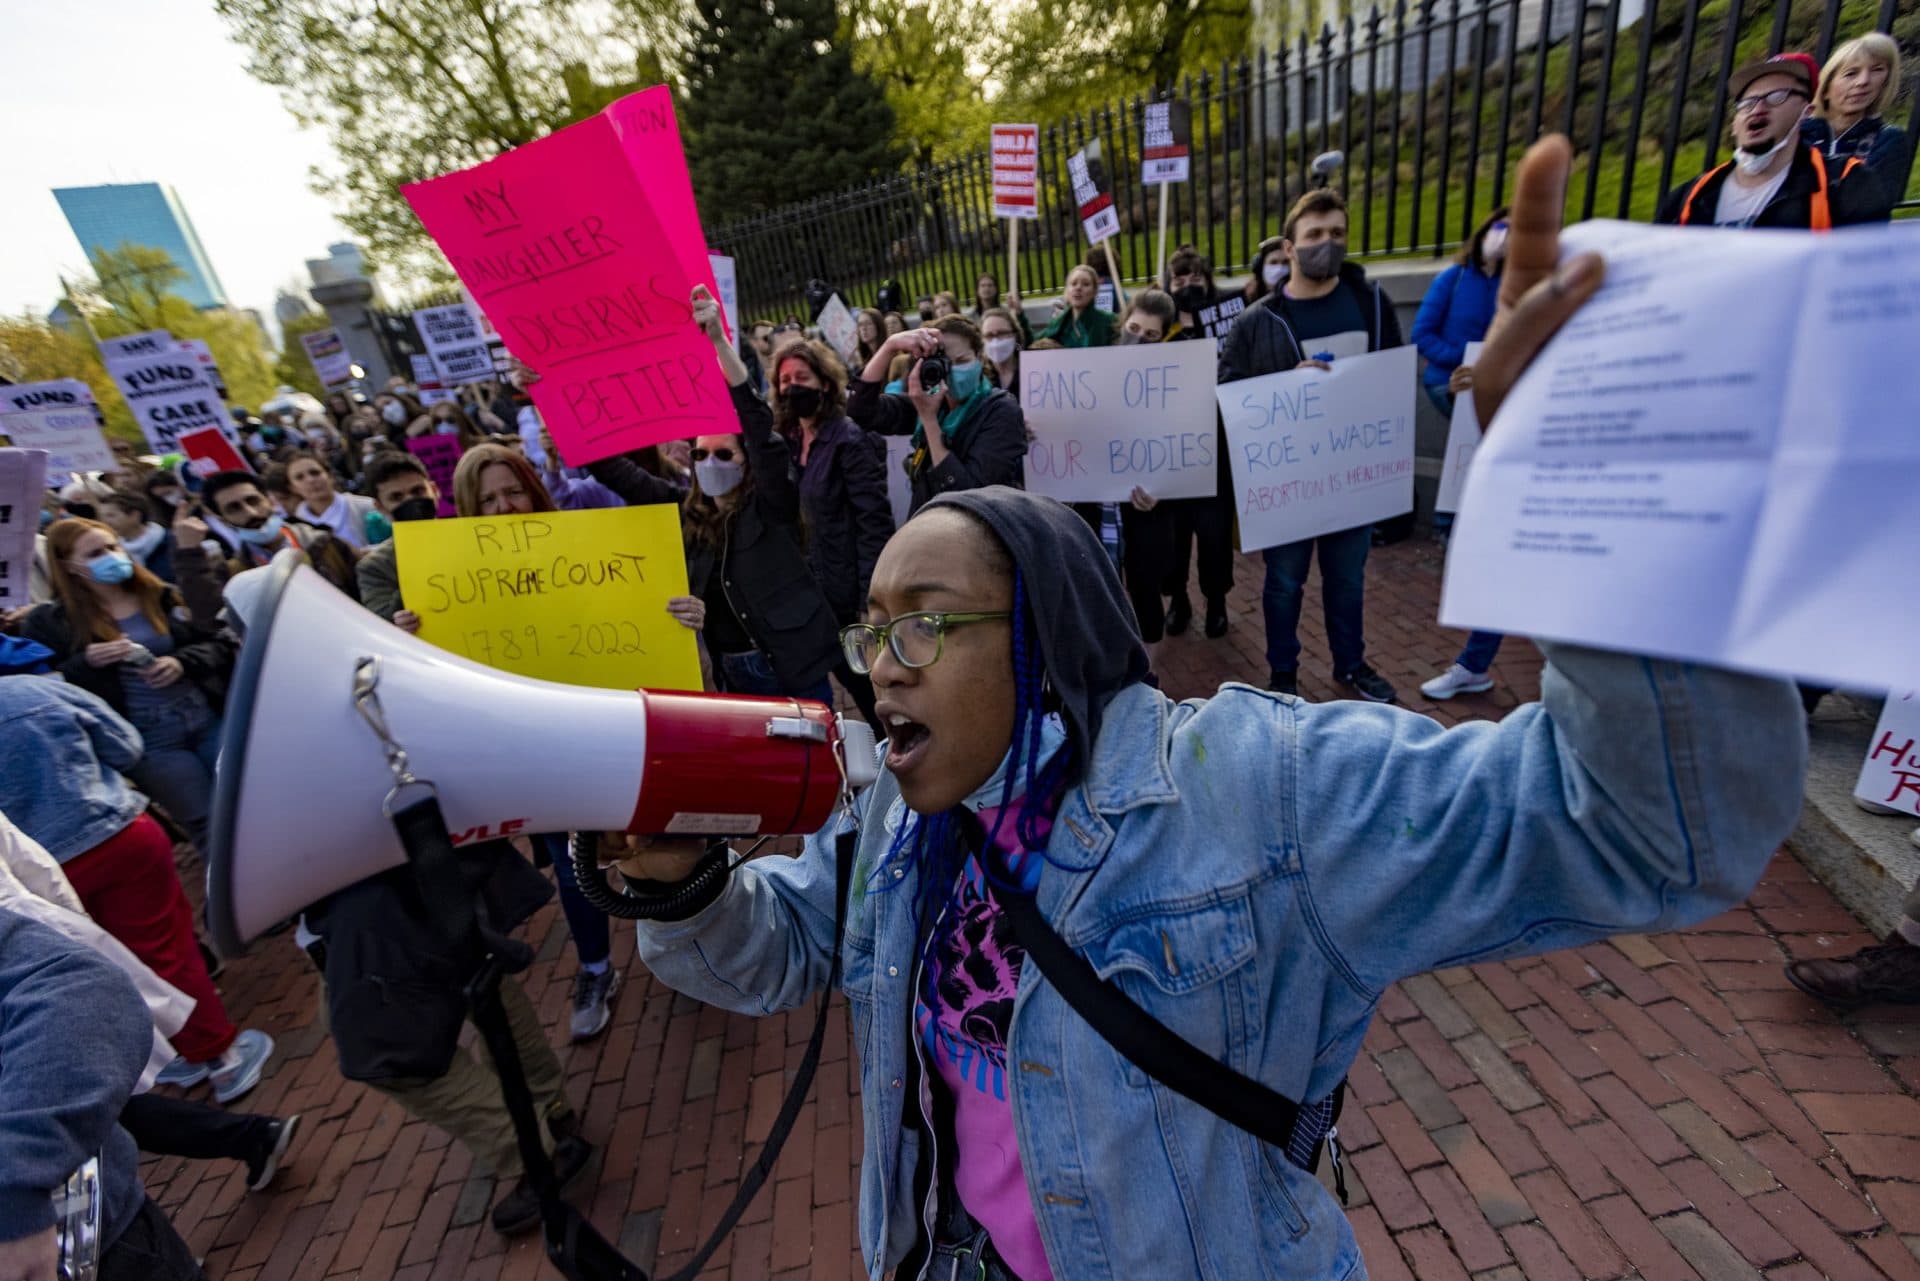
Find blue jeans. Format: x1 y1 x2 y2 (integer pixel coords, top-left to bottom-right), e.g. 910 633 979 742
1260 524 1371 674
714 649 833 705
129 705 221 852
1457 631 1505 675
539 832 610 967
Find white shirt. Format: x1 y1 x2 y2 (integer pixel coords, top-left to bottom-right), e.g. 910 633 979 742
1712 163 1792 227
297 491 376 550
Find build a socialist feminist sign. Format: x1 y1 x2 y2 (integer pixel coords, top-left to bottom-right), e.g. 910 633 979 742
1021 341 1220 503
1217 344 1417 551
395 506 702 691
404 87 735 467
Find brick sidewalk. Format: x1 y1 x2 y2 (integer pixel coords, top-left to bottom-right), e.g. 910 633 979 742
147 537 1920 1280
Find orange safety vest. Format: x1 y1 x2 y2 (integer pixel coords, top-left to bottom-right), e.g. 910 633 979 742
1678 146 1862 230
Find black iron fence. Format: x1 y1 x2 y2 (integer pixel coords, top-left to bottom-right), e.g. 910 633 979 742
709 0 1917 319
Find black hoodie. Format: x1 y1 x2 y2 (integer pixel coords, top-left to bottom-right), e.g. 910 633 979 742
921 487 1150 767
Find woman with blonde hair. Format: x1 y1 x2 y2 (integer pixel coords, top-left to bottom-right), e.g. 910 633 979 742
1804 32 1907 216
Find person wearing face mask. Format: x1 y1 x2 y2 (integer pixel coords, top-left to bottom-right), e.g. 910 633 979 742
1037 265 1118 348
1245 235 1289 306
581 287 841 703
1101 290 1183 673
1802 34 1905 222
374 391 427 442
286 449 377 550
1158 246 1237 641
1412 206 1509 418
1219 189 1406 704
853 315 1028 515
770 338 895 730
23 519 237 857
1659 53 1876 229
979 308 1024 397
199 470 360 599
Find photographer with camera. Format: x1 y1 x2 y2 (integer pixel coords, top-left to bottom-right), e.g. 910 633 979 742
850 316 1026 516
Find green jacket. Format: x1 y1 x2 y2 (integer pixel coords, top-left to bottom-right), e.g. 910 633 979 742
1037 305 1117 348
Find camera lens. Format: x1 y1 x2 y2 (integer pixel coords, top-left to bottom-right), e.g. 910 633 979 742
917 351 950 389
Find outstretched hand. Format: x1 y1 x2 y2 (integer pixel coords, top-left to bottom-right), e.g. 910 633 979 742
1471 135 1606 429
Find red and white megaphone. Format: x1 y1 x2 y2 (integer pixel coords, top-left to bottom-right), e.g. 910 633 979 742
206 549 874 954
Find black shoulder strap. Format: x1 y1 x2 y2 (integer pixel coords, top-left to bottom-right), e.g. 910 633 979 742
951 808 1301 1152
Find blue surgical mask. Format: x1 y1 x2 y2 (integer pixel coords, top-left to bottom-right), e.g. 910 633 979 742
234 513 285 546
82 552 135 585
695 458 744 497
946 360 983 400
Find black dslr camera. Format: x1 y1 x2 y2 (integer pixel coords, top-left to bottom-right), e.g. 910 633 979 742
915 350 950 391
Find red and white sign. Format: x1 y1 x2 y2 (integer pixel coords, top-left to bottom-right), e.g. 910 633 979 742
1069 140 1119 244
992 124 1040 220
1141 100 1193 184
178 426 253 478
1856 692 1920 818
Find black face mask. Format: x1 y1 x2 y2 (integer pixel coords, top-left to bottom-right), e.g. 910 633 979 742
389 497 439 522
1172 284 1210 314
784 385 824 419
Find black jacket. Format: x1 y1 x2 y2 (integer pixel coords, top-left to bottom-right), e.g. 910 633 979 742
587 381 841 693
845 378 1027 515
784 414 895 622
306 842 552 1082
22 591 237 720
1655 142 1881 228
1217 262 1406 385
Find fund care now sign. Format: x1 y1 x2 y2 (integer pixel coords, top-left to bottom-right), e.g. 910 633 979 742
1216 345 1416 551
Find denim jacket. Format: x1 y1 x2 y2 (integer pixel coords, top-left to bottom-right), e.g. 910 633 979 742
635 644 1806 1280
0 677 147 864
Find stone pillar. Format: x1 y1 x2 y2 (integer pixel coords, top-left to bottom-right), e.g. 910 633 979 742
309 277 394 389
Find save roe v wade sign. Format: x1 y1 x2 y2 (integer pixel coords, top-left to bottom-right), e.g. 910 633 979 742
1021 341 1220 504
1216 345 1416 551
404 86 734 467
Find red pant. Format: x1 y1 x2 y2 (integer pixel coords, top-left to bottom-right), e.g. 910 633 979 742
63 813 236 1063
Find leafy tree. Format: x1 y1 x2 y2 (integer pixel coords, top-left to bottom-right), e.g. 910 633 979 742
273 311 339 400
840 0 992 167
681 0 903 219
992 0 1254 122
215 0 684 280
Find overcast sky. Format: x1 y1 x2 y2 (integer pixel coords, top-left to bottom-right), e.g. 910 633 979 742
0 0 353 332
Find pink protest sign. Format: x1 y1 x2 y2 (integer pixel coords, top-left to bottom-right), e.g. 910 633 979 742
606 88 726 338
407 435 463 517
403 90 738 466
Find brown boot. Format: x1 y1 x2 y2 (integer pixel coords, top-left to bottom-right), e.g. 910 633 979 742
1786 935 1920 1008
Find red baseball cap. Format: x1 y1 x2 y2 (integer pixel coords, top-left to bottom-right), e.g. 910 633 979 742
1730 51 1818 102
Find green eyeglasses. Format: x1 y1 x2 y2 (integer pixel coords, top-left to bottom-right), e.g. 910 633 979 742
839 610 1012 675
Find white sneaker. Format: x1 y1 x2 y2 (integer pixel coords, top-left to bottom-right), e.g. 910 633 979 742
1420 664 1494 700
211 1030 275 1105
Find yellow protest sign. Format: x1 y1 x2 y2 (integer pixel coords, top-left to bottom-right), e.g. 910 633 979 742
394 505 703 691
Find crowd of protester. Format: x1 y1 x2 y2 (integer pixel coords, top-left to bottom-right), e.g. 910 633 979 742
0 34 1909 1281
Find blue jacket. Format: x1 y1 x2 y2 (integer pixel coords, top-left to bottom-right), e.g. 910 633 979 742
0 907 151 1249
636 645 1806 1280
1412 262 1501 391
0 677 147 864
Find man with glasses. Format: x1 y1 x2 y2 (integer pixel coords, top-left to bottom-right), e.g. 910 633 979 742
1658 52 1874 229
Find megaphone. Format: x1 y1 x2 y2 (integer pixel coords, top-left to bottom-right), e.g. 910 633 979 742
206 549 874 955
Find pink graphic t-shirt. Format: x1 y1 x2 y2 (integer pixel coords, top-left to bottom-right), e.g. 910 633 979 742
914 804 1053 1281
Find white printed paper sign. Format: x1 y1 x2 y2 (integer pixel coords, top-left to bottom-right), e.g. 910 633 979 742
414 303 494 384
1856 692 1920 818
176 338 227 398
0 449 49 608
0 381 114 483
1218 344 1417 551
300 328 355 388
1440 220 1920 692
817 294 859 364
97 330 175 362
105 349 235 455
708 254 739 343
1434 341 1484 514
1022 340 1220 503
1069 141 1119 245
